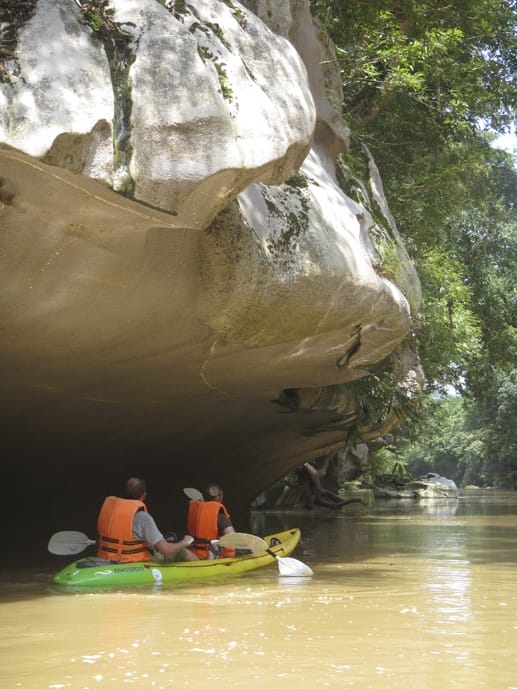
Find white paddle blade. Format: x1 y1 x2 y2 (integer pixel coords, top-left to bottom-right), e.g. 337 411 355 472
218 532 268 553
277 556 313 577
183 487 204 501
48 530 96 555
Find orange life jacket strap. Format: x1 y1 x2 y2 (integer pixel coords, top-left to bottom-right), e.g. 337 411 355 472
96 496 153 562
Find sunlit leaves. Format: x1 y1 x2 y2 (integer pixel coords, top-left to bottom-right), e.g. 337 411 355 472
399 396 488 486
312 0 516 132
416 248 483 392
312 0 517 487
485 370 517 486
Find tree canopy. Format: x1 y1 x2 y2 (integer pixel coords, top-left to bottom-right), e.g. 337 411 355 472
311 0 517 486
312 0 516 133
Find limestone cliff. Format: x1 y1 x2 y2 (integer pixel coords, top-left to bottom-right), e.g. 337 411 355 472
0 0 422 536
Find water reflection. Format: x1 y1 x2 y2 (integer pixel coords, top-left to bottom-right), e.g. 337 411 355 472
425 560 473 624
2 491 517 689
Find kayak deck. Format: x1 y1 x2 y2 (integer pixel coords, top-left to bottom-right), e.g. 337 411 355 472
52 528 301 589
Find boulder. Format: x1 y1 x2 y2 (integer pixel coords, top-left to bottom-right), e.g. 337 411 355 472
0 0 423 539
373 473 459 499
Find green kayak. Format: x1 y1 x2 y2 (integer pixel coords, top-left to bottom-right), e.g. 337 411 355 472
52 528 305 589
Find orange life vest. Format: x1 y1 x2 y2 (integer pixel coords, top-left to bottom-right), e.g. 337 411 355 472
187 499 235 559
97 496 153 562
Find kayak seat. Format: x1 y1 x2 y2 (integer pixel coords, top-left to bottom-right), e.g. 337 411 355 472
76 557 113 568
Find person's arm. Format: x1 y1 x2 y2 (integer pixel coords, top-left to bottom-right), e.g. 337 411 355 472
218 510 236 537
133 511 198 560
154 535 197 559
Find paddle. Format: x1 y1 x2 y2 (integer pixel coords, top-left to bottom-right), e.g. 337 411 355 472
48 530 96 556
275 555 313 577
183 487 204 501
219 532 313 577
218 531 268 553
183 490 312 576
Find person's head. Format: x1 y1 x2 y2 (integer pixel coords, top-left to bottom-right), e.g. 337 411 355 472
124 477 147 500
204 482 223 502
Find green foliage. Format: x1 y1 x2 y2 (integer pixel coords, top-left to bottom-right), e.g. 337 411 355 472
79 0 127 43
313 0 516 396
76 2 136 196
391 372 517 488
311 0 516 134
222 1 248 28
480 369 517 487
374 237 405 282
285 174 309 190
312 0 516 486
350 368 422 427
360 445 413 484
197 46 233 100
450 200 517 399
416 248 483 392
160 0 189 22
397 396 486 486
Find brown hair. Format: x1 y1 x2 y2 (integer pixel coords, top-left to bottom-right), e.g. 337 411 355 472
124 477 146 499
204 483 223 502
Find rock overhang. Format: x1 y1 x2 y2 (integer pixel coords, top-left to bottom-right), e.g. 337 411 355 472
0 0 423 547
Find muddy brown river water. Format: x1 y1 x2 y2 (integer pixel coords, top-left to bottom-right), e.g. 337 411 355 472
2 490 516 689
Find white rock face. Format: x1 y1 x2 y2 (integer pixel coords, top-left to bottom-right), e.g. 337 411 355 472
197 145 418 393
128 0 315 226
0 0 423 526
1 0 316 228
0 0 114 167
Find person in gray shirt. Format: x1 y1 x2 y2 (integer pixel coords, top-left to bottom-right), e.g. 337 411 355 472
97 477 197 562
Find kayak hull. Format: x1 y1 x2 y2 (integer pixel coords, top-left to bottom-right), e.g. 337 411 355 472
52 528 301 589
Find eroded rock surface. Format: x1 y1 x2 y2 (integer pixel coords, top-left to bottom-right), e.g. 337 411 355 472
0 0 422 539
